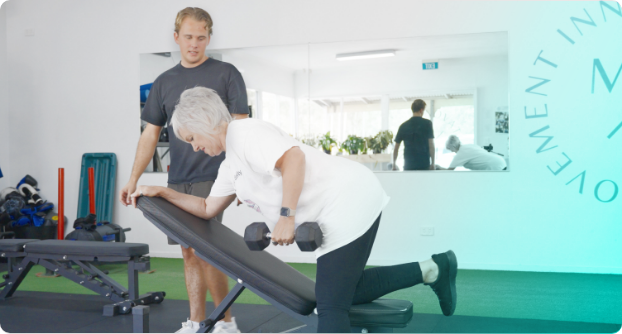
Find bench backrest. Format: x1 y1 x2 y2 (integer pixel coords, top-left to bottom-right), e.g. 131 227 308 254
138 197 317 316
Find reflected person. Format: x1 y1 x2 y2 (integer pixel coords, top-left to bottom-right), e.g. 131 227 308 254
392 99 435 171
436 135 507 171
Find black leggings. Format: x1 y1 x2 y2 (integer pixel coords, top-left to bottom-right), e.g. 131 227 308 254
315 214 424 332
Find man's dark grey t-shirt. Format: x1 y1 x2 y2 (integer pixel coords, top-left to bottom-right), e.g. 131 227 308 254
141 58 248 184
395 117 434 170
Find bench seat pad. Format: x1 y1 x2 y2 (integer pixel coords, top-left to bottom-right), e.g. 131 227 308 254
350 299 414 328
23 240 149 257
0 239 39 252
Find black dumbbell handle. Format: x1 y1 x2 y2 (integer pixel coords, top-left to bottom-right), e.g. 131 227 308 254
264 232 296 240
264 232 301 247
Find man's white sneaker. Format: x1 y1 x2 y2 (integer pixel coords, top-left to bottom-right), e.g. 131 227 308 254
175 318 200 333
212 317 241 333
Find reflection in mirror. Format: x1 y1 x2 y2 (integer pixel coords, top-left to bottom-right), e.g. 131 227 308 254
139 45 309 172
307 32 509 171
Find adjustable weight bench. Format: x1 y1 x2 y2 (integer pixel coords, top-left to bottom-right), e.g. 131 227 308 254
0 239 165 316
138 197 413 333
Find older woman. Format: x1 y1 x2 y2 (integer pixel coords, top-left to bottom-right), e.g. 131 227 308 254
437 135 507 171
130 87 458 333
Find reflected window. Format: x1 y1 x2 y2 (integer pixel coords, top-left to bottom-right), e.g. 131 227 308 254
342 101 382 140
250 90 296 136
247 89 257 118
433 103 474 168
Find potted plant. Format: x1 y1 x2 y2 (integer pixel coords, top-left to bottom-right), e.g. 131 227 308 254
301 137 318 148
318 132 337 154
340 135 366 155
375 130 393 153
365 136 380 154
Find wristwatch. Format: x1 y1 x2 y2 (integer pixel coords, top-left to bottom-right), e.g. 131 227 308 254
280 207 296 217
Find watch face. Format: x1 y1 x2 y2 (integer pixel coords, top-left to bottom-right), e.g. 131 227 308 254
280 207 289 216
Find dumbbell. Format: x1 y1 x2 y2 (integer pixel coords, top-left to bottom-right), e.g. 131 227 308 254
244 222 323 252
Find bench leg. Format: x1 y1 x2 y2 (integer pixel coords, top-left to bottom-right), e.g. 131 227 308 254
197 282 246 333
0 257 34 299
132 305 150 333
128 258 139 300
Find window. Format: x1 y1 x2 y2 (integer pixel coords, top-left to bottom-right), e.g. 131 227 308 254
247 89 296 136
342 101 382 140
262 92 295 135
432 98 475 168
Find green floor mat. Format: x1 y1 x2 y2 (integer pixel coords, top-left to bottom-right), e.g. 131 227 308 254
2 258 620 326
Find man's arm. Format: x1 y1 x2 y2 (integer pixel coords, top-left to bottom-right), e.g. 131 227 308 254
392 142 401 170
120 124 162 206
233 113 248 120
428 139 436 170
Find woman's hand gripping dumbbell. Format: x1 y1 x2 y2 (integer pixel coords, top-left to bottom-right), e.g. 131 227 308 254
244 222 323 252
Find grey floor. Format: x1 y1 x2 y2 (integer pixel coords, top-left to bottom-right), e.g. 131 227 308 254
0 291 619 333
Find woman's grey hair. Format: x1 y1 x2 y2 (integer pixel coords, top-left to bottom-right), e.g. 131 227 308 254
170 87 232 141
446 135 461 152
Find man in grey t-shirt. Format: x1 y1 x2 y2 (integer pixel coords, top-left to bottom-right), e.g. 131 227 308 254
120 8 248 333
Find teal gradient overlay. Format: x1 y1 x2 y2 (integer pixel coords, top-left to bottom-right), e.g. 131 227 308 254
522 1 622 206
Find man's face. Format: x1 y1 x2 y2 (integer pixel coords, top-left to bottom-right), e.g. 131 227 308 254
174 18 211 66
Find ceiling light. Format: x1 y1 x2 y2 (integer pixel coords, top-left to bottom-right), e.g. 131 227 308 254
336 49 396 61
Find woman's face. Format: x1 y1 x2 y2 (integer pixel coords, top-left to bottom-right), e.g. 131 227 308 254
178 127 223 156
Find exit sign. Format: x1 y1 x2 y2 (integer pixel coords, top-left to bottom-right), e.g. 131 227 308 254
422 62 438 70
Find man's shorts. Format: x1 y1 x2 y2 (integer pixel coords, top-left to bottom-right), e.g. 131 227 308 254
166 181 224 245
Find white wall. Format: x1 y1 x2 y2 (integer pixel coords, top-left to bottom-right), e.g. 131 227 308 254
2 0 621 274
0 3 9 189
139 53 178 86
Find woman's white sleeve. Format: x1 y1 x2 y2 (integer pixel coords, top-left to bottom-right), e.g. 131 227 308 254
210 160 236 197
243 127 300 177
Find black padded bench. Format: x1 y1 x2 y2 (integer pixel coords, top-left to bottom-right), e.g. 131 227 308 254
138 197 413 333
0 239 165 316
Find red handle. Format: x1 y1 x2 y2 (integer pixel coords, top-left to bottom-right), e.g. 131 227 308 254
58 168 64 240
88 167 96 215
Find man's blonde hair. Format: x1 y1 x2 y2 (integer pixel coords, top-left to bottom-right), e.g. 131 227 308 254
175 7 213 36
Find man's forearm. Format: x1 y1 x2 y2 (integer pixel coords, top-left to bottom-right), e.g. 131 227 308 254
393 144 400 164
129 131 160 183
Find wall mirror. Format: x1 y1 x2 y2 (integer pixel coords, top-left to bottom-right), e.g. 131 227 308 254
306 32 509 172
139 32 508 173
